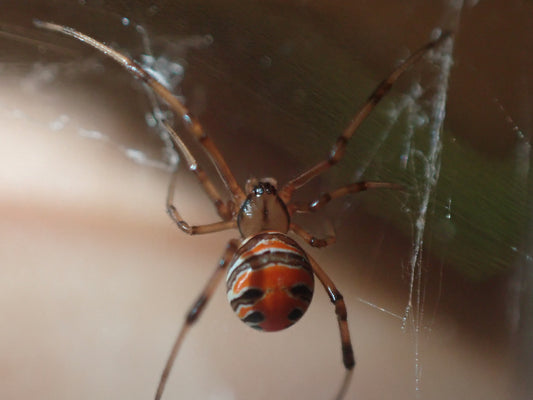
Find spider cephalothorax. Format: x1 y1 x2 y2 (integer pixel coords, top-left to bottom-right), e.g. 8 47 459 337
238 180 290 237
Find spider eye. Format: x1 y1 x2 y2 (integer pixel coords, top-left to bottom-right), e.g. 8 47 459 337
253 182 276 196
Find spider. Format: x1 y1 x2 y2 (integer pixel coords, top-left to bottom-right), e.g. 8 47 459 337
34 19 449 400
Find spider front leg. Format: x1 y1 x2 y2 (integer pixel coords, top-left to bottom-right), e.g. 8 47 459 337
308 253 355 400
155 239 240 400
34 20 247 206
279 32 450 202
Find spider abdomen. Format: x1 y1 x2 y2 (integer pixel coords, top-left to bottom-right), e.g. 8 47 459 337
226 231 314 332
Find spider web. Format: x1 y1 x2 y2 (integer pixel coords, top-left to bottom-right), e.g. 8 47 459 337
331 19 457 396
400 28 455 392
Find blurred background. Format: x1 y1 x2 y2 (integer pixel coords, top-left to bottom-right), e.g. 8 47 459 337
1 1 531 399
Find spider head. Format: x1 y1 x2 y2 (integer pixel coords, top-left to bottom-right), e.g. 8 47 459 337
244 177 278 194
238 178 290 238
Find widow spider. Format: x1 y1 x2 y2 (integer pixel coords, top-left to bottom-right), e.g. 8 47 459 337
34 19 449 400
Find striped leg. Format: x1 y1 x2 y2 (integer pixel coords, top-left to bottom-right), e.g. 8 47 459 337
34 20 247 206
155 239 240 400
289 181 403 214
163 122 235 221
290 223 336 248
289 181 402 248
279 32 450 202
166 169 237 235
308 253 354 400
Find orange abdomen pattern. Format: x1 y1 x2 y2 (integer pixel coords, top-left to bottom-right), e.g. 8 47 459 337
226 232 315 332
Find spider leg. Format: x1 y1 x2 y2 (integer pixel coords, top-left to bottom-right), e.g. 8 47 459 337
167 168 237 235
34 20 247 206
289 181 403 214
290 223 336 248
163 122 234 221
280 32 451 202
155 239 240 400
307 253 355 400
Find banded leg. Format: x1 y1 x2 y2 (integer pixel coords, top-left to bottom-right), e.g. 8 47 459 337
164 122 234 220
167 168 237 235
280 31 451 202
308 253 354 400
34 20 247 206
290 223 336 248
155 239 240 400
289 181 403 214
